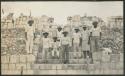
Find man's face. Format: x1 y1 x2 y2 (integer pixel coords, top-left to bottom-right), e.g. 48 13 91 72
83 27 87 30
93 24 97 28
44 35 48 38
64 34 67 37
93 22 98 28
75 30 79 33
58 28 62 31
53 38 57 42
28 20 34 26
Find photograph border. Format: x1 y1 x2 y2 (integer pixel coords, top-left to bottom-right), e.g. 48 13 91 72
0 0 124 76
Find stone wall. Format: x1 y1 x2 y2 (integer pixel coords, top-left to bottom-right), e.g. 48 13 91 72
1 54 35 75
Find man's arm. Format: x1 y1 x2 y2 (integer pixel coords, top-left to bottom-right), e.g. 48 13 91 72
88 36 90 44
99 27 102 40
88 32 92 44
25 32 27 40
100 32 102 40
90 32 92 37
79 37 82 46
72 38 74 46
33 25 36 40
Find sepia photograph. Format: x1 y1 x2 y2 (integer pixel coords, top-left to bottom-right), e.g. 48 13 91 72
1 0 123 75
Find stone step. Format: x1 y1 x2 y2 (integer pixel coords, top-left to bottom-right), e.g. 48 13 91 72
33 69 123 75
1 70 34 75
32 64 89 70
1 54 35 64
1 69 123 75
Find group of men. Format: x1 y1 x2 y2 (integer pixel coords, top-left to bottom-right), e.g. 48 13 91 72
25 18 102 64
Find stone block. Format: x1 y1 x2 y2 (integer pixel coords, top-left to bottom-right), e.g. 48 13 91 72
78 59 84 64
56 64 62 70
6 20 12 23
116 62 123 70
1 19 5 22
7 23 13 28
43 64 52 70
102 55 110 62
120 53 123 62
31 64 40 70
26 55 35 62
62 64 68 70
1 70 7 75
10 55 19 63
39 64 46 70
16 63 27 70
56 70 67 74
40 64 51 70
72 59 79 64
48 64 53 70
88 64 94 70
51 65 57 70
93 52 100 61
22 70 34 75
1 70 20 75
67 65 75 70
8 64 16 70
34 70 56 75
4 22 8 25
26 63 32 70
19 55 27 63
1 64 9 70
1 55 10 63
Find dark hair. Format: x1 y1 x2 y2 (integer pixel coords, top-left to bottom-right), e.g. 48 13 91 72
53 37 57 40
92 21 98 25
74 29 79 31
62 31 68 35
43 32 49 36
28 20 34 26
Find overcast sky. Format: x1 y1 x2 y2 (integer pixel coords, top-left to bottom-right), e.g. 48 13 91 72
1 1 123 24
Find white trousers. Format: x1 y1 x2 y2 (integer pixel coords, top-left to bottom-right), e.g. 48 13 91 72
26 35 33 54
52 49 59 57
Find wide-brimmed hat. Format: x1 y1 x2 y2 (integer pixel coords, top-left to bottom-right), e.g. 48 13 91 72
74 28 79 31
43 32 49 36
28 20 34 24
57 26 62 29
62 31 68 35
53 37 57 40
92 21 98 25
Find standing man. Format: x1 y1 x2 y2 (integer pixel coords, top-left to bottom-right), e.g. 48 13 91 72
51 37 60 59
81 25 90 60
90 21 102 52
25 18 35 54
42 32 51 63
61 31 70 64
72 28 81 59
57 26 63 50
90 21 102 63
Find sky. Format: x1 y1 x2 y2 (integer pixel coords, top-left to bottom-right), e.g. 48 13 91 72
1 1 123 24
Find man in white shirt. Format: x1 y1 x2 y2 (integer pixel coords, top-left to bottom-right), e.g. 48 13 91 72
35 32 51 63
61 31 70 64
72 28 81 59
42 32 52 63
25 19 35 54
51 37 60 58
81 25 90 59
90 21 102 52
57 26 63 48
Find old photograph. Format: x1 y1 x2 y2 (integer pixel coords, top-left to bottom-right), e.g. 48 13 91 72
1 1 123 75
